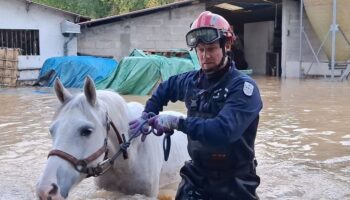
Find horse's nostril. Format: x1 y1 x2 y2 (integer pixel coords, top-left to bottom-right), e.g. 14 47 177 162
47 197 52 200
48 183 58 196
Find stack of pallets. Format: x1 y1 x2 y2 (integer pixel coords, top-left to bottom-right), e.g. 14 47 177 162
0 48 20 87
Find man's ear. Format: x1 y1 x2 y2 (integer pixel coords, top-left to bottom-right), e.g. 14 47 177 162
225 41 232 52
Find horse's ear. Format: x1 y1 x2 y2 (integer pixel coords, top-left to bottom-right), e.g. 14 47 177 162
84 76 97 106
54 77 72 104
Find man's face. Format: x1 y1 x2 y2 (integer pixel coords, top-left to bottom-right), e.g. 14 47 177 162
196 41 224 72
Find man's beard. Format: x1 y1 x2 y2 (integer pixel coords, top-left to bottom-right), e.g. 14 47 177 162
203 56 227 75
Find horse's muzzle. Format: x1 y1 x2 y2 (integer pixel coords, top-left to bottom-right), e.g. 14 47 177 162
37 183 65 200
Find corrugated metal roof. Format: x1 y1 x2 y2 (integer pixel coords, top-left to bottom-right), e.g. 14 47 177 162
21 0 90 22
79 0 201 28
207 0 282 24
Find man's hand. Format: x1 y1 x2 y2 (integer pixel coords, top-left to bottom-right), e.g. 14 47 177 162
128 112 150 138
148 114 181 136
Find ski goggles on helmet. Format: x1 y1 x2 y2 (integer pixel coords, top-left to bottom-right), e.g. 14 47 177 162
186 27 224 48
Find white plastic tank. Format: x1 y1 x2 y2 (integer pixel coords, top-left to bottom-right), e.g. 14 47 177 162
304 0 350 62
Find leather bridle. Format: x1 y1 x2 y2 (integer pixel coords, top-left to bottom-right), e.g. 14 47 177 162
47 113 128 177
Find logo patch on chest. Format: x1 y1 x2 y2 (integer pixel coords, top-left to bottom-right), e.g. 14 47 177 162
212 88 228 100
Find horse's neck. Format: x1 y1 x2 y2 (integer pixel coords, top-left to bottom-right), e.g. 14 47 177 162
95 94 164 195
98 91 130 136
97 91 141 160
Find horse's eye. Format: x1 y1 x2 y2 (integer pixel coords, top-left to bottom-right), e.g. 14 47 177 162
80 127 93 137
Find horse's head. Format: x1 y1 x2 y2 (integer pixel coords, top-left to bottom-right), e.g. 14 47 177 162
37 76 110 199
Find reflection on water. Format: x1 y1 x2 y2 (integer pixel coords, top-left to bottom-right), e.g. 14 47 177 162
0 78 349 199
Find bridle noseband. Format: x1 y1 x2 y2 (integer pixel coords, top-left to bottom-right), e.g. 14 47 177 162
47 113 128 177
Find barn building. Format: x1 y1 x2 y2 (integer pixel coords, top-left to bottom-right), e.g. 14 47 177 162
0 0 89 83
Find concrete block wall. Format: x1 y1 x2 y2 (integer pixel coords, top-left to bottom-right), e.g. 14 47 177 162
78 3 205 60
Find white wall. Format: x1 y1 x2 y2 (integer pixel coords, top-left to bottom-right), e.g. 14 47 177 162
0 0 78 81
244 21 275 75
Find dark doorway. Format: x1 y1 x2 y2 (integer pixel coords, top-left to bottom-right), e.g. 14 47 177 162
206 0 282 76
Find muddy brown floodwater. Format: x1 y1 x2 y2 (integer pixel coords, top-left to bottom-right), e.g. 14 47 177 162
0 77 349 199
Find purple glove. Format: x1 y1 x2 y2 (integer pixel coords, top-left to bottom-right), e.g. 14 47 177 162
129 112 149 138
148 114 181 136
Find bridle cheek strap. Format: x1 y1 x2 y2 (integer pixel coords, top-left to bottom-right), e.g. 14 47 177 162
48 142 108 177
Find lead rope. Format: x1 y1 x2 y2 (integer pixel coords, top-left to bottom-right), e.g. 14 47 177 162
134 112 173 161
163 133 172 161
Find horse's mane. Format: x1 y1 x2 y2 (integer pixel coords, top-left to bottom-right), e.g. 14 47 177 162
95 90 131 135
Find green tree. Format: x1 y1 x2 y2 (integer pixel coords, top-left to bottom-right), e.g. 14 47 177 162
34 0 112 18
34 0 179 18
144 0 176 9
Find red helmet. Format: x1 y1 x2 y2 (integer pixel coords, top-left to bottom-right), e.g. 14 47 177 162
186 11 236 48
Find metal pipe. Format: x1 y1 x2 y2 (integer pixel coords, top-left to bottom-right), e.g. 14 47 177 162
330 0 337 80
63 34 75 56
299 0 304 79
274 4 278 29
338 26 350 47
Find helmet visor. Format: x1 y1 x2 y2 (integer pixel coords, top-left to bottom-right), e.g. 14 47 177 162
186 27 221 48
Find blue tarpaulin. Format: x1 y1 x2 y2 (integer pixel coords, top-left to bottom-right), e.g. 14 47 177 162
36 56 118 88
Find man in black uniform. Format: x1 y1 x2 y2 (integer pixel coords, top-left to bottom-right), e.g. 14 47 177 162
130 11 262 200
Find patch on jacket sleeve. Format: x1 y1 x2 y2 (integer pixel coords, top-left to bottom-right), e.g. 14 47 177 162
243 81 254 96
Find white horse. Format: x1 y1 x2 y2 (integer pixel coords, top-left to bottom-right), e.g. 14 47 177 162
36 77 189 199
